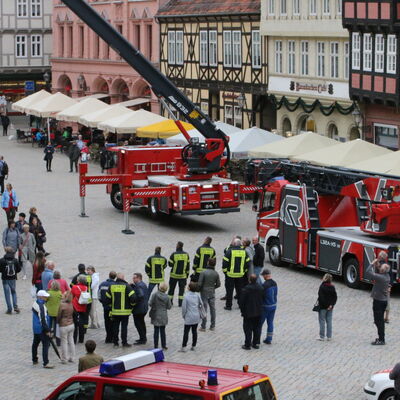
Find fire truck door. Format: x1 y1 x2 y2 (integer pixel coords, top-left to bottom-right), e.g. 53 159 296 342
279 186 303 263
317 235 341 274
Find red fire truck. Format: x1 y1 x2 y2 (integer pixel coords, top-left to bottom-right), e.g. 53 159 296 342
45 350 277 400
248 159 400 288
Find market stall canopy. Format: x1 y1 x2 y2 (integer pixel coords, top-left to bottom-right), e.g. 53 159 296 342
12 90 51 113
294 138 392 167
98 109 167 134
248 131 337 158
117 98 151 107
24 92 77 117
215 121 242 136
78 105 132 128
136 120 195 138
56 97 109 122
348 150 400 177
165 129 204 145
230 127 283 159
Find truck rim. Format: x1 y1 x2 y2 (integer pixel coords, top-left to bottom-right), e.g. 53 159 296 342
346 264 357 284
113 191 122 206
270 245 280 263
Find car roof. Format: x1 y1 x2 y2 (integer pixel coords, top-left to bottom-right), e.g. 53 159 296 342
78 361 267 393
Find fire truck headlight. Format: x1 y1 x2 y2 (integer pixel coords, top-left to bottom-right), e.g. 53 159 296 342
367 379 375 388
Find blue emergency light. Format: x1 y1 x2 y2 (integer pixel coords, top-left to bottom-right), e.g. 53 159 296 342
99 349 164 377
207 369 218 385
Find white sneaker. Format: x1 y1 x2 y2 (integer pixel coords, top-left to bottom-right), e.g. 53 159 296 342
178 347 187 353
317 337 325 341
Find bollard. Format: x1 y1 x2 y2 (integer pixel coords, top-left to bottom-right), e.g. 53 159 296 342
79 196 89 217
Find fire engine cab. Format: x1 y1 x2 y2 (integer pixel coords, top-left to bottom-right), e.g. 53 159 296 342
44 350 277 400
249 159 400 289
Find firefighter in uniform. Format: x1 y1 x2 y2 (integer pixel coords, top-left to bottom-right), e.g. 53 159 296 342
168 241 190 306
223 238 250 310
106 272 137 347
145 246 167 299
191 236 216 282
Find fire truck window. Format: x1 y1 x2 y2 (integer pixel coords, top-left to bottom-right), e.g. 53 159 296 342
51 381 96 400
103 384 203 400
223 382 275 400
261 192 276 212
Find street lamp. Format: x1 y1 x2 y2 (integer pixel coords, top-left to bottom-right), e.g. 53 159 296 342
237 93 245 109
352 105 363 139
78 74 86 91
43 71 51 91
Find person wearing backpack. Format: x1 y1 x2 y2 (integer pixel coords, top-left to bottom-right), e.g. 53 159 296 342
0 246 21 314
0 155 8 195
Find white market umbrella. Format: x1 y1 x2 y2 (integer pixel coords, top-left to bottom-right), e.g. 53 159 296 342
78 105 132 128
24 92 77 117
215 121 242 136
349 150 400 177
165 129 205 145
55 97 109 122
229 127 283 159
98 109 167 134
12 90 51 113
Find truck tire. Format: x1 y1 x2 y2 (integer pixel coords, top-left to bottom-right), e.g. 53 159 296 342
110 185 123 210
379 389 396 400
268 239 282 267
343 257 361 289
149 198 160 218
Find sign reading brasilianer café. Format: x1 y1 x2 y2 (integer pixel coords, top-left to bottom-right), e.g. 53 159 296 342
268 77 350 100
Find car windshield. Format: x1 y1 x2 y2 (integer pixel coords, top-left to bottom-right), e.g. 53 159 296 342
223 381 276 400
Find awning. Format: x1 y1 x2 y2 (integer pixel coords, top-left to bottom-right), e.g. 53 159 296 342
56 97 109 122
78 105 132 128
349 150 400 176
24 92 77 117
117 97 151 107
136 120 194 138
11 90 51 113
78 93 110 100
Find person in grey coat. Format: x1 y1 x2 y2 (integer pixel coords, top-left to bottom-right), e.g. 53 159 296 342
179 282 204 352
19 224 36 280
198 258 220 331
2 220 20 255
149 282 171 350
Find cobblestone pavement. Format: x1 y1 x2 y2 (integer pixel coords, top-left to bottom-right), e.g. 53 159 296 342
0 126 399 400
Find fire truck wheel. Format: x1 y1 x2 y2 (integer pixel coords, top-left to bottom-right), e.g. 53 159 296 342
379 389 396 400
149 198 160 218
343 257 361 289
110 186 123 210
268 239 282 267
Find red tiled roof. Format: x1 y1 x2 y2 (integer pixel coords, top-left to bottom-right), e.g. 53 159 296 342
157 0 260 17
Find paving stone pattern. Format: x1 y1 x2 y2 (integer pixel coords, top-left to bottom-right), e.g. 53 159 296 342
0 124 398 399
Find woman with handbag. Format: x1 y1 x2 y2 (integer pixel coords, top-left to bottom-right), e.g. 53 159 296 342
57 291 75 363
149 282 172 350
19 224 36 280
29 216 49 256
71 275 89 344
317 273 337 341
32 251 46 291
179 282 204 352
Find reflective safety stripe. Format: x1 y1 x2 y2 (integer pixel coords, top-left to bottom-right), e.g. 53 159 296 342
150 256 166 284
194 246 215 273
227 249 246 278
170 252 189 279
110 284 133 316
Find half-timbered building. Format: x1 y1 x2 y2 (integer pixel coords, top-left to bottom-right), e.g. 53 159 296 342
156 0 270 130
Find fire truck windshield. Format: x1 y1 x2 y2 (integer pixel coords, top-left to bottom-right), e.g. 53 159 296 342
223 381 276 400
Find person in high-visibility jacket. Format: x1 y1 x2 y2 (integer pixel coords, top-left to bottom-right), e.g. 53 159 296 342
168 241 190 307
191 236 216 282
145 246 167 299
222 238 250 310
105 273 137 347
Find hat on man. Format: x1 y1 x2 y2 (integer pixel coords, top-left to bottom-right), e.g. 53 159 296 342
261 268 271 276
37 290 50 298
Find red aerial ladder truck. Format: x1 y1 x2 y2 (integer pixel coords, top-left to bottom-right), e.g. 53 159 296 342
61 0 252 233
247 159 400 288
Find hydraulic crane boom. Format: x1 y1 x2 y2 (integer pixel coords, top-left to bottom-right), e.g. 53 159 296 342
61 0 229 176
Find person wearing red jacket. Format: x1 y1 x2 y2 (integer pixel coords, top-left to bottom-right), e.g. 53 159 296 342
71 275 88 344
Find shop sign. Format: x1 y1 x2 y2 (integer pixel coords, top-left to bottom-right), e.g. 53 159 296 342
25 81 35 92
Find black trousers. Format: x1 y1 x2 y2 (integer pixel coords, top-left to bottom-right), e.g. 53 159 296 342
5 207 16 222
46 159 52 171
182 324 198 348
103 308 113 342
32 332 49 366
69 159 78 172
373 299 387 342
154 326 166 348
243 316 262 347
112 315 129 345
225 276 245 308
168 277 186 306
2 125 8 136
0 176 4 194
133 313 147 342
73 311 86 344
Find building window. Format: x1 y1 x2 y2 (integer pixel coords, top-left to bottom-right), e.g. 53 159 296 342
280 0 287 15
31 0 42 17
268 0 275 15
168 30 183 65
336 0 342 14
234 106 243 129
374 124 398 149
59 26 64 57
375 34 384 73
363 34 372 72
93 34 99 59
168 31 175 64
309 0 316 15
330 42 339 78
352 32 360 70
223 31 232 67
79 26 85 58
317 42 325 77
288 40 295 74
387 35 397 74
199 30 208 66
147 25 153 60
16 35 27 57
31 35 42 57
275 40 282 73
301 41 309 75
17 0 27 17
201 101 209 115
232 30 242 68
209 31 217 67
293 0 300 15
175 31 183 65
252 30 261 69
344 41 349 79
224 105 233 125
323 0 330 14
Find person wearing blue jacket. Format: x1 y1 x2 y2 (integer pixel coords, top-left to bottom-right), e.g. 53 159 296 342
260 269 278 345
1 183 19 222
32 290 54 368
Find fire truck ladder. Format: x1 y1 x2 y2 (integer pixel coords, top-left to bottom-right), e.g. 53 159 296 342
305 186 320 264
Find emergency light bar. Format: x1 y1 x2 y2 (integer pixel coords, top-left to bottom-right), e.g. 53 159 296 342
99 349 164 377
